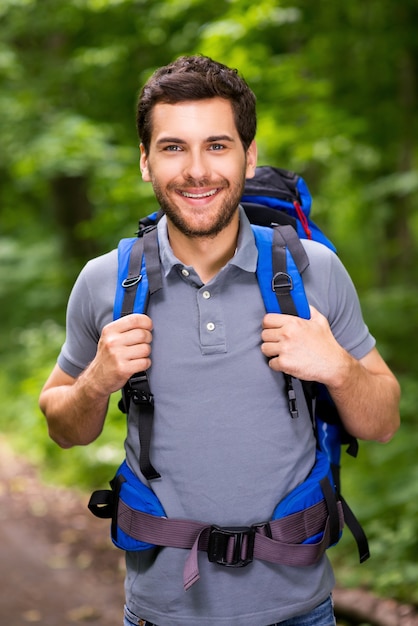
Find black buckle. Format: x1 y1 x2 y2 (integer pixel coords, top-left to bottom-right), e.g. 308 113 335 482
207 526 255 567
127 372 154 406
284 374 299 419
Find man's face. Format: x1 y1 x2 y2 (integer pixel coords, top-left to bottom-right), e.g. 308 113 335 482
140 98 257 238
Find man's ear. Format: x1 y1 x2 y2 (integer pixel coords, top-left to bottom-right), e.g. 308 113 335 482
245 140 257 179
139 144 151 182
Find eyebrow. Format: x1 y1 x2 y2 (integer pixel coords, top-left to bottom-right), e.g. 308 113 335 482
156 137 186 146
156 134 236 146
207 135 236 143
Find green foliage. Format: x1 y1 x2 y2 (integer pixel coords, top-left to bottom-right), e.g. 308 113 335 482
328 287 418 604
0 319 125 490
0 0 417 608
330 422 418 605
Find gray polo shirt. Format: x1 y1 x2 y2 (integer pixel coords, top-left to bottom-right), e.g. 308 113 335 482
58 208 375 625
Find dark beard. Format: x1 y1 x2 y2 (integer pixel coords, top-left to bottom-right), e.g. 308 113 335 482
151 176 246 239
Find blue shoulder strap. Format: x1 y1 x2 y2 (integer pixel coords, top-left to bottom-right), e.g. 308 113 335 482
115 225 311 321
114 227 161 319
114 237 148 319
252 224 311 320
114 228 162 482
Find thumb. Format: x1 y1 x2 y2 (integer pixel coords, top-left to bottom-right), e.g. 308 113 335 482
308 305 321 320
309 305 329 327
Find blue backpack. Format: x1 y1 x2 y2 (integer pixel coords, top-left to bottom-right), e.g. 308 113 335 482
89 166 369 590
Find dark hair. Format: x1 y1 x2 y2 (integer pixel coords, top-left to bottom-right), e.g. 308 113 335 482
137 55 257 153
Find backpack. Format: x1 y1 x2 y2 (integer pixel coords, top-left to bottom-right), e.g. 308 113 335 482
88 166 370 591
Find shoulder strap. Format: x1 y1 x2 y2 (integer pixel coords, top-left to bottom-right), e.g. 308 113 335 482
271 225 309 316
252 223 311 419
252 224 310 319
115 227 162 481
255 225 369 563
115 227 162 320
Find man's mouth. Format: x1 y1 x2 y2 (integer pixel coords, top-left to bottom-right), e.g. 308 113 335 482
179 188 219 199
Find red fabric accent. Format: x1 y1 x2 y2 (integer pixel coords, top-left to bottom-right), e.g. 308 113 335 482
293 201 312 239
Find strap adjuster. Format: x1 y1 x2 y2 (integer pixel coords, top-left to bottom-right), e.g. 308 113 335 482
127 372 154 405
207 525 255 567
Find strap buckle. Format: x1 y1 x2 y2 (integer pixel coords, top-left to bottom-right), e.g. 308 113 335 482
207 525 255 567
127 372 154 406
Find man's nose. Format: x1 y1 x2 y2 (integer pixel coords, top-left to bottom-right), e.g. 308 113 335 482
182 150 210 181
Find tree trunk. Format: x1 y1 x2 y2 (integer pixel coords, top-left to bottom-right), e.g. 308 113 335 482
50 174 98 263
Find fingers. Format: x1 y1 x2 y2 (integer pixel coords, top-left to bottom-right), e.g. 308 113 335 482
260 315 283 368
260 309 318 371
111 313 153 333
93 315 154 393
260 306 340 379
102 314 152 342
262 306 318 328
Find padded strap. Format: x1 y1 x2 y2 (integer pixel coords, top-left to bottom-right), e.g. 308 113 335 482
121 238 145 317
120 227 163 481
120 226 162 317
242 202 297 229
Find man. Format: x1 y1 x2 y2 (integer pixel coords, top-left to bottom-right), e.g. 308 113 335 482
39 55 400 626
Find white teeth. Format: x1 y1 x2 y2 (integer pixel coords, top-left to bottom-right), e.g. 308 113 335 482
181 189 218 199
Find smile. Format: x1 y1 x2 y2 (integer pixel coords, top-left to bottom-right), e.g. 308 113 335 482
180 189 219 199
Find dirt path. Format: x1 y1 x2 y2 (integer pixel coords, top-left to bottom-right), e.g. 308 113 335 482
0 439 125 625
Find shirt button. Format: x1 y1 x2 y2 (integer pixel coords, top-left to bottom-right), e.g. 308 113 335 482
206 322 215 331
181 268 190 277
202 290 211 299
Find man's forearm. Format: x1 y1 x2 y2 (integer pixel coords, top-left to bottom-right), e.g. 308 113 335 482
40 365 111 448
327 349 401 443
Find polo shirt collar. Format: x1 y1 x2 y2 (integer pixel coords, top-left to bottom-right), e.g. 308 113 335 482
157 206 258 277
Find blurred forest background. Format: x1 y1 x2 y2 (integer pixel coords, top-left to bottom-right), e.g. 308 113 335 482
0 0 417 609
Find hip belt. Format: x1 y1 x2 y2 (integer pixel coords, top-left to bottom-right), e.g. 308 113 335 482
88 451 343 591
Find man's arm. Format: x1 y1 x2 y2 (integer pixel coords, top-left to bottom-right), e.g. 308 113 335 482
325 345 400 443
261 306 400 443
39 314 153 448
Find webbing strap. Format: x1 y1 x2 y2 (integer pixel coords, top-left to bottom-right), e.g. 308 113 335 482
340 495 370 563
143 227 163 295
129 381 161 481
319 476 341 547
116 498 344 590
273 224 310 274
272 227 298 316
271 225 311 419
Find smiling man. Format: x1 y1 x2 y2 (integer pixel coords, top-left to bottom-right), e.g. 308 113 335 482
39 56 400 626
139 97 257 282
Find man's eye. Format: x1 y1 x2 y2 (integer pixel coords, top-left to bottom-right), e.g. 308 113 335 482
164 145 182 152
209 144 225 151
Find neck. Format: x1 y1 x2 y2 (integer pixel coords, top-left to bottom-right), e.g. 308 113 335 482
166 213 240 284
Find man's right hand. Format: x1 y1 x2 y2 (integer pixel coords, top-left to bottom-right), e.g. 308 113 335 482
39 314 153 448
90 314 153 396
